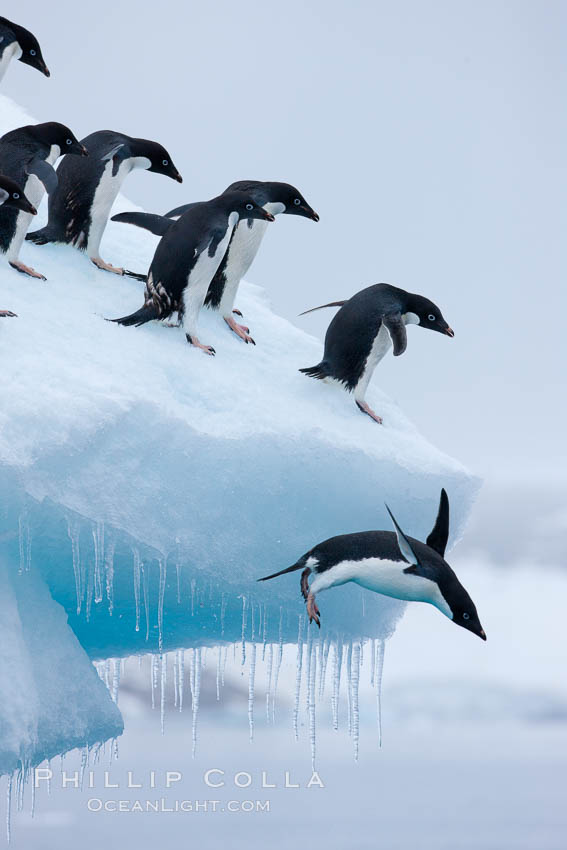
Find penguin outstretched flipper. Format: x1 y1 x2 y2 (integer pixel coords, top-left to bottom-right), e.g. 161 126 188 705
426 489 450 557
111 211 173 237
299 300 346 316
27 157 58 194
165 202 199 219
382 314 407 356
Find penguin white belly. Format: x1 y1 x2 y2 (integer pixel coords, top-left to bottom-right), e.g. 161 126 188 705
182 220 237 335
353 324 392 401
217 220 269 316
0 42 22 83
310 557 452 617
6 145 61 261
87 156 151 257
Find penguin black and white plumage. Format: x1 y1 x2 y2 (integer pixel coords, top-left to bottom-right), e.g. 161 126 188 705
111 180 318 343
259 489 486 640
0 122 87 279
299 283 454 424
0 174 38 316
26 131 182 275
110 192 275 355
0 17 49 83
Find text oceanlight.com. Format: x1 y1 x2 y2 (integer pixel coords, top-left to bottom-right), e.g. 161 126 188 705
87 799 270 813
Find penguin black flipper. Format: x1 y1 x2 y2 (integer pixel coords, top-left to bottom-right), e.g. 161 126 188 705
382 313 407 356
101 143 131 177
426 489 450 557
111 211 173 237
299 300 347 316
110 303 160 327
27 157 58 194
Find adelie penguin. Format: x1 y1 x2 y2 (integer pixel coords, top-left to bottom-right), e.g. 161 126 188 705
299 283 454 424
110 192 275 355
0 175 38 316
0 16 49 83
0 122 87 280
259 489 486 641
112 180 319 344
26 131 182 275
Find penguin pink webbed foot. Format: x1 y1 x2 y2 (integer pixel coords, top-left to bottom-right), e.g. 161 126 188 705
306 592 321 628
91 257 124 276
224 315 255 345
9 260 46 281
0 309 17 318
356 400 383 425
185 334 215 356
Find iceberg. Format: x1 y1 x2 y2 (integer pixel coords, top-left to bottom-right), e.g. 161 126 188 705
0 93 479 775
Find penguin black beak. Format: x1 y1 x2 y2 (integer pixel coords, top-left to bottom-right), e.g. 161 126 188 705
27 203 38 216
444 326 455 338
310 210 320 222
175 173 183 183
42 66 50 78
479 628 487 641
264 211 276 222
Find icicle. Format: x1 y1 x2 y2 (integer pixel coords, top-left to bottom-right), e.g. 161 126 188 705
221 645 227 688
351 642 361 761
216 646 221 701
67 520 82 614
293 615 305 740
6 774 12 843
261 605 268 661
304 626 313 712
141 559 150 642
248 642 257 742
346 642 353 736
92 521 104 604
173 651 179 709
15 764 23 812
178 649 185 712
270 607 284 722
18 512 31 574
318 638 331 700
375 639 385 747
104 658 111 691
105 540 115 616
189 649 196 708
220 593 227 636
175 562 182 604
265 643 273 723
240 595 247 666
331 640 342 731
80 745 89 790
85 550 94 623
30 768 35 819
133 549 141 632
190 579 196 616
157 558 167 653
191 648 202 757
160 654 167 734
370 638 376 687
150 654 158 710
46 759 51 795
111 659 121 704
308 639 317 770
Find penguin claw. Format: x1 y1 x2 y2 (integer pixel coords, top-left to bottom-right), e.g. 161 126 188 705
9 261 46 281
306 592 321 627
90 257 125 276
224 315 255 345
356 400 383 424
232 309 243 317
186 334 216 355
0 310 17 318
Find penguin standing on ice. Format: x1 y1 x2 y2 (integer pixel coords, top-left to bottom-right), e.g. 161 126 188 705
110 192 275 355
26 131 182 275
259 489 486 640
0 17 50 82
299 283 454 424
0 122 87 279
111 180 319 344
0 175 38 316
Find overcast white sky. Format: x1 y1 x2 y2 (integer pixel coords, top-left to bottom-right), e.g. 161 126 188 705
4 0 565 482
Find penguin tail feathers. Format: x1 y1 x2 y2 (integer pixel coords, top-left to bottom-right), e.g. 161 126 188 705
299 361 331 380
257 557 307 583
299 300 346 316
111 303 159 327
25 227 55 245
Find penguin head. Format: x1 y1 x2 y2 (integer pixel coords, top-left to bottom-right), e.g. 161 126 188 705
222 192 276 223
0 175 37 215
30 123 88 157
386 490 486 641
226 180 319 221
0 18 50 76
133 140 183 183
406 294 454 338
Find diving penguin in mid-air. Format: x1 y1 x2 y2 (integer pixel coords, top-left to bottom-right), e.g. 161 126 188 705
0 16 50 82
0 122 87 279
299 283 454 424
26 130 182 275
110 192 275 355
111 180 319 344
259 489 486 640
0 174 38 316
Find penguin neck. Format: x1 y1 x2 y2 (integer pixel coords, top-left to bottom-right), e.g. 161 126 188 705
0 41 22 82
47 145 61 165
228 211 240 228
402 311 420 326
263 201 285 216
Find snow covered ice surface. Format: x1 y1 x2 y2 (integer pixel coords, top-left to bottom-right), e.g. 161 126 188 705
0 92 479 796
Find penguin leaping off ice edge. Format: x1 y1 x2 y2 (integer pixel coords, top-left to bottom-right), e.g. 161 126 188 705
259 489 486 640
299 283 454 424
26 130 182 275
111 180 319 344
110 192 275 355
0 16 50 82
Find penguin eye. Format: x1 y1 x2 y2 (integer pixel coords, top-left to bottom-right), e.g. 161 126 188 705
30 50 37 57
294 198 301 206
245 203 254 211
12 192 19 199
66 139 72 145
428 314 436 321
463 612 470 620
162 159 169 166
